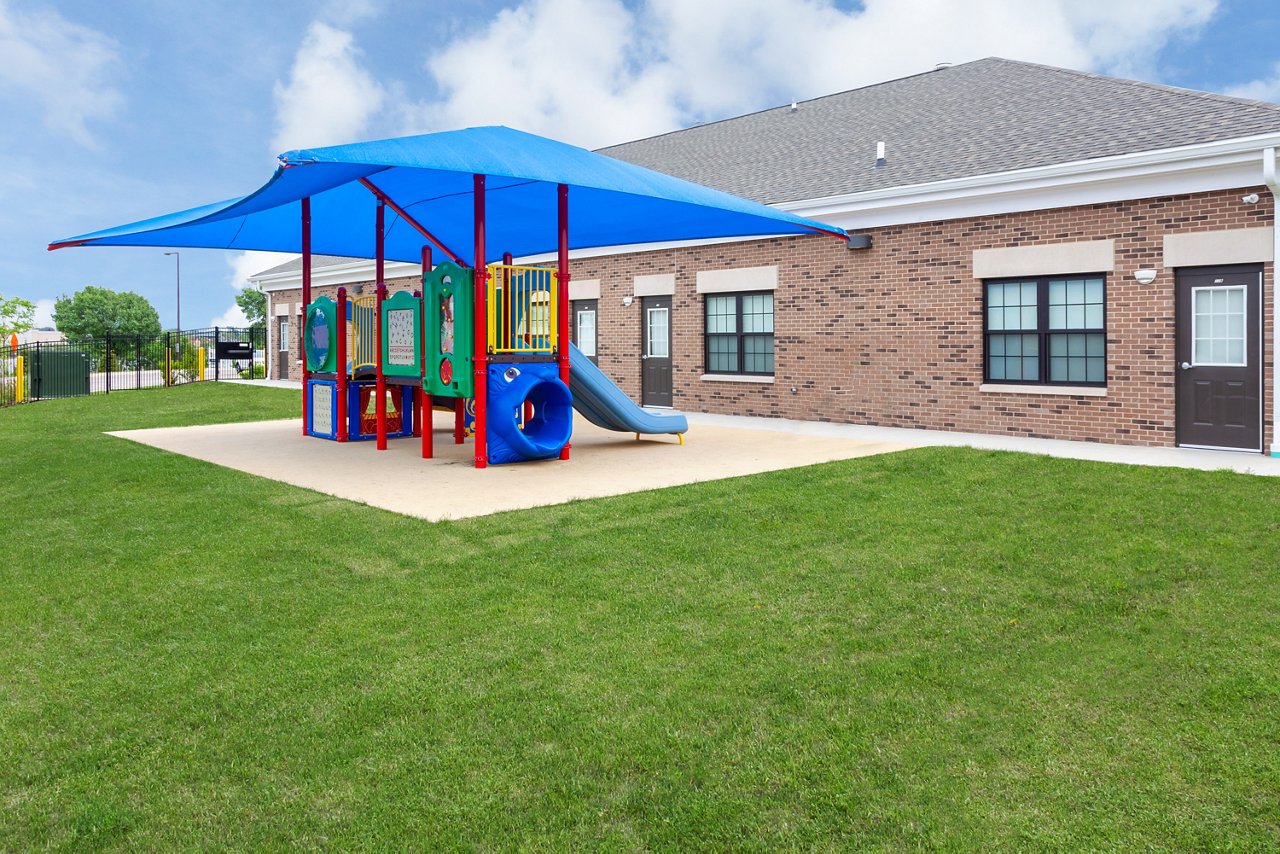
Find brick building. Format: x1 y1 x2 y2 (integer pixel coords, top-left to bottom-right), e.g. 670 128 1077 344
254 58 1280 455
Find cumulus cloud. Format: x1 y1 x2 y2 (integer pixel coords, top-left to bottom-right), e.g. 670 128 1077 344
32 298 55 329
0 0 123 147
270 21 386 154
1225 63 1280 103
208 250 293 327
397 0 1221 149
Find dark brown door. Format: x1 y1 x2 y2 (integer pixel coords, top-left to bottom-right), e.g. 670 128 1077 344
1175 265 1262 451
277 316 290 380
571 299 598 365
641 295 672 407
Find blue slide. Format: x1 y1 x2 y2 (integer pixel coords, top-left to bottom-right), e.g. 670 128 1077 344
568 343 688 436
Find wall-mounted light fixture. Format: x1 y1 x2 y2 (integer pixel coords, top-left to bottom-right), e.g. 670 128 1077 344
622 295 634 306
1133 269 1157 285
1242 192 1260 204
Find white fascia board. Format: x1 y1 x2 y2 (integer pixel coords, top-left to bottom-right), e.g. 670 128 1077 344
785 133 1280 227
253 259 422 292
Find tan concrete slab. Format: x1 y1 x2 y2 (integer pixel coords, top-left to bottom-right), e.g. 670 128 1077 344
107 413 908 521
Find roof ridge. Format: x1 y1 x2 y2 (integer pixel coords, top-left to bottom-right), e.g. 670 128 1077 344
598 58 995 152
982 56 1280 114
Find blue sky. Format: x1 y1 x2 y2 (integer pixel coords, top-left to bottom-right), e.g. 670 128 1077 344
3 0 1279 331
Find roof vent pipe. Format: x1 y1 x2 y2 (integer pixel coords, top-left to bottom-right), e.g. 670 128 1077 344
935 61 952 70
790 101 798 113
875 141 886 168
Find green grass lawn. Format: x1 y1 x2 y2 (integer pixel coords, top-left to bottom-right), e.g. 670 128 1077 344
2 384 1278 849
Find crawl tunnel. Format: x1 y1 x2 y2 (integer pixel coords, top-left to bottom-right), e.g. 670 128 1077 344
487 363 573 464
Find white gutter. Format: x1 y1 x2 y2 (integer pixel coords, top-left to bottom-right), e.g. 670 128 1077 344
1264 147 1280 457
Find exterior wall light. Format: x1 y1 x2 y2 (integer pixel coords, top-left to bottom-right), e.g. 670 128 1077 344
622 295 634 306
1133 269 1157 285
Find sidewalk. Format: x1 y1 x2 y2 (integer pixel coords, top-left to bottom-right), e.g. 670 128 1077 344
685 413 1280 477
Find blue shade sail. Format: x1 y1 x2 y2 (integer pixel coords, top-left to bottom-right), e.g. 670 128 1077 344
50 126 845 265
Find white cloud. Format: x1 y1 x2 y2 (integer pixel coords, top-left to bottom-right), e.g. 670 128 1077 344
1225 63 1280 103
32 298 55 329
208 250 293 327
0 0 124 147
270 22 386 154
398 0 1223 149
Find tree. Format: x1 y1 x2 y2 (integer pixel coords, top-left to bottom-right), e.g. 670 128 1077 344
0 294 36 338
53 286 161 340
235 287 266 329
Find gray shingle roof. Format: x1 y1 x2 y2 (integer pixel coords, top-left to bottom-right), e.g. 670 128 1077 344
599 57 1280 204
252 254 362 277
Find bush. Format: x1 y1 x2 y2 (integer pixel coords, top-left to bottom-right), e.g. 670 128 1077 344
239 364 266 379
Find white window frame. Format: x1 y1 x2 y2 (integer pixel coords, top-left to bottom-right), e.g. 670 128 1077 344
1190 285 1248 367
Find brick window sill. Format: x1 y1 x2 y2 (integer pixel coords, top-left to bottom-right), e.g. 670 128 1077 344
979 383 1106 397
700 374 775 384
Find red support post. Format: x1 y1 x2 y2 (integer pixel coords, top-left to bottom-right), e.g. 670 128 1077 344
375 199 388 451
301 196 312 436
557 183 572 460
336 287 349 442
420 245 434 459
472 173 489 469
454 398 465 444
412 286 423 440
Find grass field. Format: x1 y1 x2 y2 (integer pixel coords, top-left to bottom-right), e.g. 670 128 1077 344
2 383 1278 849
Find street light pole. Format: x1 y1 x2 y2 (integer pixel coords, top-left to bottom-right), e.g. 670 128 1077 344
163 251 181 334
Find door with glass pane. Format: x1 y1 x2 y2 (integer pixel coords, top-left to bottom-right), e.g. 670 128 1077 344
571 299 598 365
641 295 672 407
277 316 290 380
1175 265 1262 451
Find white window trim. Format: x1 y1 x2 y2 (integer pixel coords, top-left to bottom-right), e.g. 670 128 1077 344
1190 285 1248 367
700 374 775 384
979 383 1106 397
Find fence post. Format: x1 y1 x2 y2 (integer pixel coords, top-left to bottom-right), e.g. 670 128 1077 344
135 335 141 389
198 347 206 381
15 355 23 403
33 341 40 400
105 333 111 394
214 327 220 382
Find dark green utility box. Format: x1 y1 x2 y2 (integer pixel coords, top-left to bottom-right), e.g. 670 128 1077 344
29 349 91 399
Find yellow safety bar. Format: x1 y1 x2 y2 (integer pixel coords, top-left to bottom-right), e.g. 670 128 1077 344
351 295 378 374
15 355 24 403
198 347 206 382
487 264 558 354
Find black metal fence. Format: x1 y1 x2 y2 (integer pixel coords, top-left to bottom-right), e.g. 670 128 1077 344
1 327 267 406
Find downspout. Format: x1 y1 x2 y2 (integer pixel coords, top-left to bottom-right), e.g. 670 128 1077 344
1264 147 1280 456
265 289 273 381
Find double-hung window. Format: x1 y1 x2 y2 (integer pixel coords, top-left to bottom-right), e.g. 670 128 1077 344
984 275 1106 386
705 292 774 375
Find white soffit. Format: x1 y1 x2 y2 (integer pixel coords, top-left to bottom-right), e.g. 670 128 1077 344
634 273 676 296
1163 227 1275 268
568 278 601 300
973 240 1115 279
696 265 778 293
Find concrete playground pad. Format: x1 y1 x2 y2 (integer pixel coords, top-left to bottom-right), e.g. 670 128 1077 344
107 413 909 521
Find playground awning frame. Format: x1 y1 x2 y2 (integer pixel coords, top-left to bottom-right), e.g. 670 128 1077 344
49 125 847 265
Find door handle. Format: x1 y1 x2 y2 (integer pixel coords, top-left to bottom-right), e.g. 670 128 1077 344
1180 361 1192 370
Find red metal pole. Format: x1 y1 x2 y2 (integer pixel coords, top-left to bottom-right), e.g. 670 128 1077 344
557 183 571 460
420 245 433 459
301 196 312 436
358 177 467 266
375 199 388 451
336 287 348 442
454 398 465 444
472 173 488 469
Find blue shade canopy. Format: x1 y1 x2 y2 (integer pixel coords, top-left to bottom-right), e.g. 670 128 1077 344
50 126 845 264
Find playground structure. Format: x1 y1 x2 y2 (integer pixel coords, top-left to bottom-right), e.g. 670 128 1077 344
296 184 686 466
49 126 847 467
